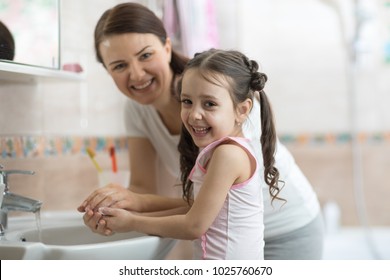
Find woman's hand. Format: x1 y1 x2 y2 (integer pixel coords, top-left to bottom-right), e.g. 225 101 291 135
77 183 188 235
77 183 141 213
77 183 142 235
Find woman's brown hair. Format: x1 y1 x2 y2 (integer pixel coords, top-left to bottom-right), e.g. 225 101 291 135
94 2 188 76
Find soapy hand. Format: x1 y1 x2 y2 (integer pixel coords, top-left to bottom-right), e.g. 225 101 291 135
77 183 140 213
98 207 137 235
82 207 113 236
77 183 141 235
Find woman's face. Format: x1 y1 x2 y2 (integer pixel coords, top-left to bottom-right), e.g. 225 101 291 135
180 69 244 148
99 33 172 105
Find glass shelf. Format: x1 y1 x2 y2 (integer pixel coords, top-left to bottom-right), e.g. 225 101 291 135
0 61 85 83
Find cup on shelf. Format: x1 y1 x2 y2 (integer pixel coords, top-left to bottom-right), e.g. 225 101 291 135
97 170 130 188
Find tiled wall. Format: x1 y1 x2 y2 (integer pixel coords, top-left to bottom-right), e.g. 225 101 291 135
1 153 129 215
287 140 390 226
1 133 389 226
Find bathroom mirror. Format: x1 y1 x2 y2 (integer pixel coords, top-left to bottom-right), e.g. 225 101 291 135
0 0 60 69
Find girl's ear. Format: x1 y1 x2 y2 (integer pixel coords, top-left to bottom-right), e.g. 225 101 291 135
236 98 253 124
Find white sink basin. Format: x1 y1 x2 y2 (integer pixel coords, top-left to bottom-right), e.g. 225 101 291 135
0 211 176 260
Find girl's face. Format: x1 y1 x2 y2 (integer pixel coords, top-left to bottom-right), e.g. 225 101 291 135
180 69 250 148
99 33 172 105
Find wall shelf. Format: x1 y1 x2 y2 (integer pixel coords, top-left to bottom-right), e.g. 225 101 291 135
0 61 85 83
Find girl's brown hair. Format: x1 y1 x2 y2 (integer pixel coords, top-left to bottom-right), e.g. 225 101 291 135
178 49 283 204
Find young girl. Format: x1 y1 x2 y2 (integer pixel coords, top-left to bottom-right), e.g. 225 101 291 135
98 49 280 260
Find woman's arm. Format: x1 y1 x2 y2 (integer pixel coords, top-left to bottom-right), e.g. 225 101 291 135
78 137 187 233
127 137 158 194
127 137 189 211
78 137 186 212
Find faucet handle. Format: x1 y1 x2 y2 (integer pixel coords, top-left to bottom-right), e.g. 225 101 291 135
0 169 35 190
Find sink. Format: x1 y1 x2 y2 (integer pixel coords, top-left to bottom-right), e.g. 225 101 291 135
0 211 176 260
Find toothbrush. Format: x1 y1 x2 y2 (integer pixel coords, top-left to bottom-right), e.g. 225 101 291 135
109 146 117 173
86 147 103 173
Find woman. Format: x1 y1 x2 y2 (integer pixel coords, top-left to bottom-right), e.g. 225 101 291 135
78 2 324 260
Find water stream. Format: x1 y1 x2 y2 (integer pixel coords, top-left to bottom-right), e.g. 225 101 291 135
35 210 42 242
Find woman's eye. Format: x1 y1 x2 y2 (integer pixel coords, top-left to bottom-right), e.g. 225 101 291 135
181 99 192 105
204 101 216 108
112 63 126 71
140 52 152 60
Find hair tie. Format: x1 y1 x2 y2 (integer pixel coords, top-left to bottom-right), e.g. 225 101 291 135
250 72 267 91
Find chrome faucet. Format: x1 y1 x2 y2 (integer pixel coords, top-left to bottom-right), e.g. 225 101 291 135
0 164 42 236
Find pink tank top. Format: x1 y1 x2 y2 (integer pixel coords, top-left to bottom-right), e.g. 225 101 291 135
189 136 264 259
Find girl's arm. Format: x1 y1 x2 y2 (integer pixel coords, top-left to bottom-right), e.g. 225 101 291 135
100 144 253 239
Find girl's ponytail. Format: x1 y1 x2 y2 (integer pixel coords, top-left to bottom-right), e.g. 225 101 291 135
248 59 284 203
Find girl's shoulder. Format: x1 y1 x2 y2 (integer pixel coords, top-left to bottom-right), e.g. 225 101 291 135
198 137 257 168
215 137 255 161
206 137 258 184
201 137 253 158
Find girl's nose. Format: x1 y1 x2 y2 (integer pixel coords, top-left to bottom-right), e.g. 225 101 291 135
189 107 203 121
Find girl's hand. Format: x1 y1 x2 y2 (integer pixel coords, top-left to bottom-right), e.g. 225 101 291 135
78 184 142 235
81 207 113 236
99 207 136 234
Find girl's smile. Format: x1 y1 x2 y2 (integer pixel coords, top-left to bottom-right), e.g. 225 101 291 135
180 69 245 148
191 126 211 135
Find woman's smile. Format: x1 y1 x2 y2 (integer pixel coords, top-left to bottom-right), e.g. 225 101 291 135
130 78 153 90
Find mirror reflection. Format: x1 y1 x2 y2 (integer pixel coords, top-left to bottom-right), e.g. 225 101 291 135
0 0 60 69
0 20 14 60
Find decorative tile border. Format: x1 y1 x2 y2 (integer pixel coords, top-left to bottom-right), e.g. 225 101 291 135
0 136 128 159
279 132 390 145
1 132 389 159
